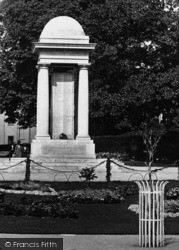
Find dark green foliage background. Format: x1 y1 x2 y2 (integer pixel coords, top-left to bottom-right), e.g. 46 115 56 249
1 0 179 134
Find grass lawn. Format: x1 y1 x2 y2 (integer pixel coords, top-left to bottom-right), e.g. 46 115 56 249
0 181 178 234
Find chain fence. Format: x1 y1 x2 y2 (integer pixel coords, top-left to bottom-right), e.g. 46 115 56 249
0 156 176 182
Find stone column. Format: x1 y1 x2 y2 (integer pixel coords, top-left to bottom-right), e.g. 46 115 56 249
76 65 90 140
36 64 50 139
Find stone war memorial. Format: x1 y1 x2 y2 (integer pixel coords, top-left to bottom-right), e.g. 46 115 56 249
30 16 96 170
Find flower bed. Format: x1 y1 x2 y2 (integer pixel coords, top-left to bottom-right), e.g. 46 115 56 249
0 196 78 218
0 188 57 196
0 182 139 218
128 200 179 218
0 182 138 204
0 182 57 196
57 188 124 204
0 188 125 204
0 188 125 218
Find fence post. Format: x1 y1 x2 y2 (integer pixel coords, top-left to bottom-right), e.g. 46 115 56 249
106 156 111 185
25 155 31 182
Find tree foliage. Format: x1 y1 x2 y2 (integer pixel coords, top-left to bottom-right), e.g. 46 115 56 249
0 0 179 133
88 0 179 134
0 0 88 128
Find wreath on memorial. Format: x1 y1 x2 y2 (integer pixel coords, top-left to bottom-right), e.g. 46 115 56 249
59 133 68 139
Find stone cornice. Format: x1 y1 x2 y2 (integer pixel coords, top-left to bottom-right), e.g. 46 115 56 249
36 63 50 70
78 63 91 68
33 42 96 53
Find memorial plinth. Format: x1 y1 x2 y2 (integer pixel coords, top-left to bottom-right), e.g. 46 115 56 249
31 16 96 160
31 139 95 159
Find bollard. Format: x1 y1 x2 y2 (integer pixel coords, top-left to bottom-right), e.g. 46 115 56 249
135 180 168 248
106 156 111 185
25 155 31 182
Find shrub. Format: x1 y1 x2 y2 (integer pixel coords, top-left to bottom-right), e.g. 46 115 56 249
2 201 26 216
26 198 78 218
164 200 179 214
27 202 50 217
57 188 125 204
129 200 179 216
166 187 179 200
0 196 78 218
96 152 129 161
92 135 129 154
93 132 179 162
13 204 26 216
0 184 13 190
79 167 98 182
0 192 6 202
3 201 14 215
114 185 137 196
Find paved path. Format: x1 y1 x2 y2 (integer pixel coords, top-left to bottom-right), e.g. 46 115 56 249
0 234 179 250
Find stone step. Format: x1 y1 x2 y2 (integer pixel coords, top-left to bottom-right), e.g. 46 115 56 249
0 158 26 173
0 158 126 173
30 159 104 173
31 158 100 163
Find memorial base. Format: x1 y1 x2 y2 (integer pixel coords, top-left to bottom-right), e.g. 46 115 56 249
31 139 96 159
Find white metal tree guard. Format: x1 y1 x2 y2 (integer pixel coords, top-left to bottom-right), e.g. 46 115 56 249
135 180 168 248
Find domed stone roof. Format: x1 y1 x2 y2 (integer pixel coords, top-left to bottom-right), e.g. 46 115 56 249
40 16 86 39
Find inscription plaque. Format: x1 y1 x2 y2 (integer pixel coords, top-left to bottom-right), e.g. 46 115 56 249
51 72 75 139
42 145 86 155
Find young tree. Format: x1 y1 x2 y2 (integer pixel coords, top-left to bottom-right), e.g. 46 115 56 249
140 117 167 181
